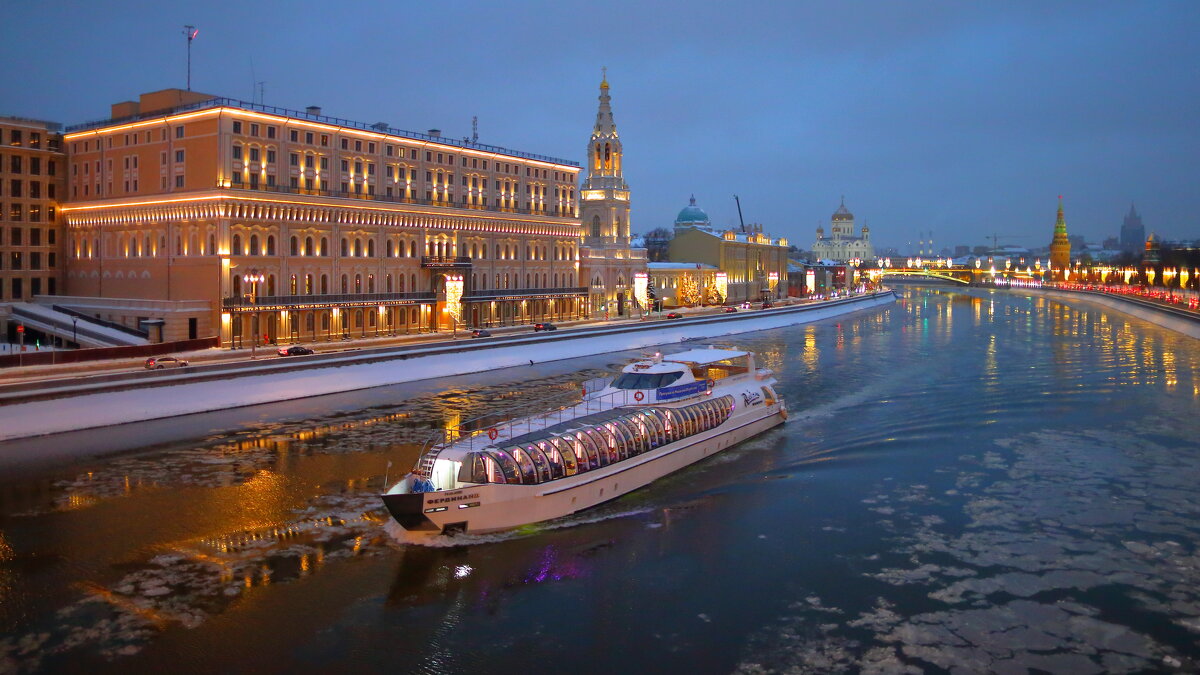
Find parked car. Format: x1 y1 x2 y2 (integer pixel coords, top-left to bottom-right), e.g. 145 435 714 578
740 302 753 309
761 302 774 309
665 312 683 319
144 356 189 369
533 322 557 332
724 306 738 313
470 328 492 338
277 345 315 356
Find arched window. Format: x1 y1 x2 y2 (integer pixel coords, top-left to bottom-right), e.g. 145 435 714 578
386 274 393 292
354 239 363 257
367 274 375 293
398 274 405 292
341 238 349 257
305 274 313 294
617 216 624 238
354 274 362 293
591 216 601 238
367 239 375 257
409 241 416 257
232 234 243 255
290 236 299 256
208 233 215 255
305 237 314 256
290 274 298 294
250 234 260 256
267 235 276 255
341 274 348 293
320 237 328 256
386 240 394 257
321 274 329 294
267 274 276 296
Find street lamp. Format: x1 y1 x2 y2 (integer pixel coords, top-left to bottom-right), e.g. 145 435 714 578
71 316 78 348
242 269 265 358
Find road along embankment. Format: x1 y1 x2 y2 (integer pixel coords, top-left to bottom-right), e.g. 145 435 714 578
1024 288 1200 340
0 291 895 441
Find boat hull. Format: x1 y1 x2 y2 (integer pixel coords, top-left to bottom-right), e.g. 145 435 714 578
389 403 785 538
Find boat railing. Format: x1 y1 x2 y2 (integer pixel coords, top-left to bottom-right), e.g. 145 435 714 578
414 383 642 479
581 377 611 399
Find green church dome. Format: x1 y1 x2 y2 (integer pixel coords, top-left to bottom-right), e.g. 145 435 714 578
675 195 710 224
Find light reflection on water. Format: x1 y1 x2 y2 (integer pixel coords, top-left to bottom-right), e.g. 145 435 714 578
0 286 1199 673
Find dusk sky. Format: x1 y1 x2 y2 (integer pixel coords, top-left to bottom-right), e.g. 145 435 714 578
4 1 1198 251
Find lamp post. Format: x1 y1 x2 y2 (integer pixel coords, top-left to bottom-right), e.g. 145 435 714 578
243 269 265 358
71 316 78 348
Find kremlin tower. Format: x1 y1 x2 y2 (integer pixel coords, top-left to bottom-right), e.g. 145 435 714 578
1049 196 1072 280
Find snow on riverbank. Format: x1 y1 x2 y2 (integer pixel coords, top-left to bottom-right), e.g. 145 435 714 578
0 293 895 441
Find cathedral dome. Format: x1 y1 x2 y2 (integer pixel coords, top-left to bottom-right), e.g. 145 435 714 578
832 197 853 222
675 195 710 225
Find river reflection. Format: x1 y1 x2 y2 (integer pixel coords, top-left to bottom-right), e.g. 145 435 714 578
2 287 1200 673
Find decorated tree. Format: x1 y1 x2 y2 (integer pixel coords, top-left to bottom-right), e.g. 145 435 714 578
676 274 700 307
704 282 724 306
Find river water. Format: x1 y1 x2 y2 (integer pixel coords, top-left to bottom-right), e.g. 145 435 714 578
2 286 1199 674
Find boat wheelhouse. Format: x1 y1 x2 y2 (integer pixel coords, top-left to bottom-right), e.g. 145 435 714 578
383 346 785 537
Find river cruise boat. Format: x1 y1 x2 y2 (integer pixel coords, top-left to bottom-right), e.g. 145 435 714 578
382 347 786 537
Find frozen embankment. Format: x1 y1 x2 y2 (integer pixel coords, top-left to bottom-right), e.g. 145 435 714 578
0 291 895 441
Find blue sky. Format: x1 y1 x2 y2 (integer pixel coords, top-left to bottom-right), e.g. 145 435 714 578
3 0 1197 250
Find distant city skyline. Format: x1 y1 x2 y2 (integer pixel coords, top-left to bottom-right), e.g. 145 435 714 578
2 1 1197 249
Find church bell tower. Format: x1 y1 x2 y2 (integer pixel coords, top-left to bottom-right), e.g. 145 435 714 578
580 69 631 247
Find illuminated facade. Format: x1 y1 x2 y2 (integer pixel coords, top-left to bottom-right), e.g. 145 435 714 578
812 197 874 262
667 196 789 304
1049 196 1071 279
578 74 648 317
0 117 65 304
61 90 586 344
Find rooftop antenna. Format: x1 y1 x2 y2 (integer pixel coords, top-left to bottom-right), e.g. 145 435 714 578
734 195 747 233
183 25 198 91
257 81 266 105
472 116 478 143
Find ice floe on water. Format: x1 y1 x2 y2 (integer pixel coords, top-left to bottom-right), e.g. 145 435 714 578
735 426 1200 673
0 490 391 672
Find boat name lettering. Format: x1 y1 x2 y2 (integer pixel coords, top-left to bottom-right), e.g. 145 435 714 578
741 391 763 406
426 492 481 505
656 381 709 401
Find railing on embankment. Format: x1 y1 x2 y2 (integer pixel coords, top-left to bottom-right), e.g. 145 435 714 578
0 337 219 369
0 291 896 408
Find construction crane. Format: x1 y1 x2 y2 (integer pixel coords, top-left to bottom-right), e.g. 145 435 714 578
988 233 1031 254
733 195 747 233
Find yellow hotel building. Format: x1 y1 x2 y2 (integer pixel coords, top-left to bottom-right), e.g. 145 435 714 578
61 89 586 345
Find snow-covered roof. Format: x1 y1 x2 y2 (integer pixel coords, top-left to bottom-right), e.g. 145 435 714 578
647 261 719 271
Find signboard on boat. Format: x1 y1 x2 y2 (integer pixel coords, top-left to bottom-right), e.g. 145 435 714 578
656 380 709 401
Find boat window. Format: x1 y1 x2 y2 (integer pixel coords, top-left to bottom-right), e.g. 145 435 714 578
615 417 642 458
761 386 776 406
509 446 537 484
682 406 697 436
631 414 651 454
489 449 522 484
587 428 611 467
549 436 578 476
607 422 629 461
611 371 685 390
459 452 486 484
526 444 552 483
607 425 624 463
538 441 565 480
704 401 717 429
642 411 665 448
666 409 684 441
577 431 601 470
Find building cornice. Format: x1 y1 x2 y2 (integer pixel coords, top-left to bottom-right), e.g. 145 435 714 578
62 189 581 237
